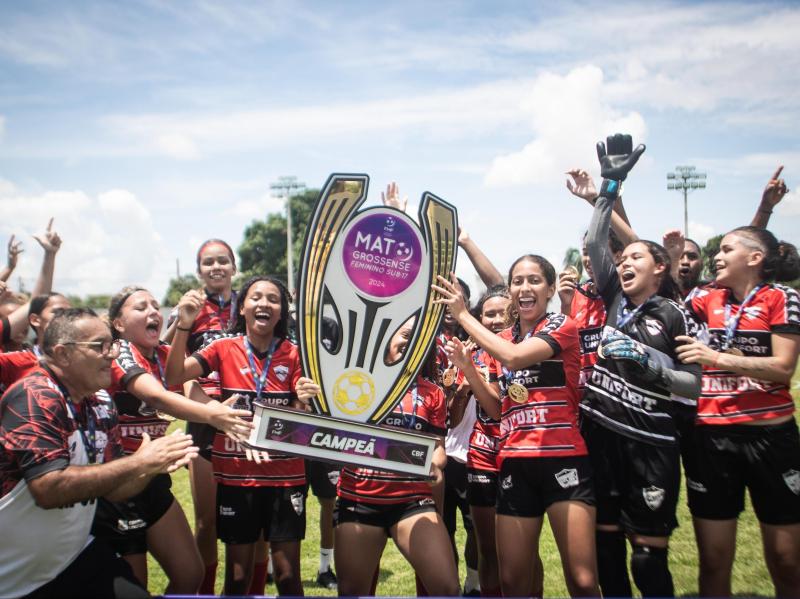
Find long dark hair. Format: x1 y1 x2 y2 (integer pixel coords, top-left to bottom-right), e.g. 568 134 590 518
228 276 290 339
507 254 556 286
196 238 237 271
470 284 511 321
729 226 800 283
630 240 681 301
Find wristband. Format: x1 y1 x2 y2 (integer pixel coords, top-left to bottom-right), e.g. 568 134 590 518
176 325 192 332
599 179 621 200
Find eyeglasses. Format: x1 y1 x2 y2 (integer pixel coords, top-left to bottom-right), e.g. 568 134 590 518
62 339 121 357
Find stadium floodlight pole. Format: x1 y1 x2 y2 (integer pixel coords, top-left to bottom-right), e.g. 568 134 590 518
666 165 707 237
269 176 306 297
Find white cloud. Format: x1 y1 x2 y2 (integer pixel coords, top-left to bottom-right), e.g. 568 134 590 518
484 65 647 187
225 193 285 220
688 221 716 245
0 184 171 298
780 190 800 217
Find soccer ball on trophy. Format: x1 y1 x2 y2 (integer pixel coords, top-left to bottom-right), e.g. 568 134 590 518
333 370 375 416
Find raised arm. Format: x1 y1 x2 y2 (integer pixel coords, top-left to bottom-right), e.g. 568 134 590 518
750 166 788 228
458 228 504 288
5 220 62 342
445 337 501 420
566 168 638 245
432 274 555 370
0 235 22 282
662 229 685 285
164 290 207 386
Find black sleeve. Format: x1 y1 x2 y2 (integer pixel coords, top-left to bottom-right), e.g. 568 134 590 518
586 195 621 307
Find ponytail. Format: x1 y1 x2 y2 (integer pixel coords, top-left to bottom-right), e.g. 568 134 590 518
731 226 800 283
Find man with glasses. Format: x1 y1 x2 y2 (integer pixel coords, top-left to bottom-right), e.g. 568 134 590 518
0 308 199 598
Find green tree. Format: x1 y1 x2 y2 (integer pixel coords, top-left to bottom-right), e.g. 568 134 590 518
702 234 722 280
237 188 318 283
162 273 200 307
66 294 112 310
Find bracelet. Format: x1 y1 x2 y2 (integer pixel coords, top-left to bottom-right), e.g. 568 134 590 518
759 208 773 214
176 325 192 332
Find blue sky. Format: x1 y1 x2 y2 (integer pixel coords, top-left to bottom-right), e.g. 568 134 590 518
1 0 798 299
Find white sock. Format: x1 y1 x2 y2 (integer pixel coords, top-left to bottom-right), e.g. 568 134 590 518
319 547 333 573
464 567 480 592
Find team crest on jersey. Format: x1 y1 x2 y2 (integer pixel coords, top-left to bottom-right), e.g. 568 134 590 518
290 491 305 515
92 404 110 420
643 486 665 511
138 400 157 417
274 365 289 382
783 470 800 495
327 470 340 485
643 318 663 336
554 468 579 489
501 475 513 490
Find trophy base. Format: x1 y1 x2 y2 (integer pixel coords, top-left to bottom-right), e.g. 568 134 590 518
249 404 438 477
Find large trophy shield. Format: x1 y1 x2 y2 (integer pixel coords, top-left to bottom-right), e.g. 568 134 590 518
248 174 457 476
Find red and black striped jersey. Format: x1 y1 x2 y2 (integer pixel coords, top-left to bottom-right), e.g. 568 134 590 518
685 283 800 424
568 282 606 392
338 376 446 504
1 366 123 499
0 349 38 392
108 341 176 455
466 347 501 472
495 314 587 461
193 334 304 487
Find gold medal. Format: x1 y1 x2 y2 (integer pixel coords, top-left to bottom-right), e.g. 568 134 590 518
157 411 176 422
563 265 580 282
725 347 744 356
507 383 528 404
442 368 456 387
596 344 605 359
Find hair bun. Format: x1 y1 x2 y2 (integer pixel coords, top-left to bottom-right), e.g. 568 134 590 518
776 241 800 282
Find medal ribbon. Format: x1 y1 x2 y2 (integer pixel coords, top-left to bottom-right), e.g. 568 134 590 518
502 319 536 386
245 337 278 401
616 295 655 330
65 397 98 464
721 285 763 350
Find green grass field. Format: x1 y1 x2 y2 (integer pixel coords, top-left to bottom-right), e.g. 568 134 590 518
147 377 800 596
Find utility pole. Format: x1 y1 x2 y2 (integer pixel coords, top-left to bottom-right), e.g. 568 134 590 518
270 176 306 297
667 166 707 237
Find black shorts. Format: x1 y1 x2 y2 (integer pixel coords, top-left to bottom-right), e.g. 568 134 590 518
186 421 217 461
496 455 595 518
334 497 437 534
216 484 307 544
305 459 340 500
582 418 679 537
467 468 498 508
91 473 175 555
685 420 800 525
23 538 148 599
443 458 473 535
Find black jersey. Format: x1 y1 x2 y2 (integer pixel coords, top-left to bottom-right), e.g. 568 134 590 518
582 195 703 446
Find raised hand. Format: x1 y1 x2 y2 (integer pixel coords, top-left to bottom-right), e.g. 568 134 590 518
444 337 472 371
457 226 469 246
32 217 62 254
557 267 579 307
431 273 469 322
762 166 788 210
381 181 408 212
176 289 205 328
566 169 598 203
6 235 22 269
662 229 685 264
596 134 646 181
